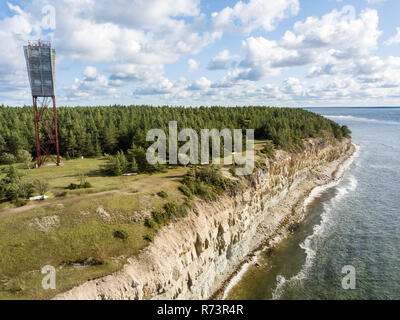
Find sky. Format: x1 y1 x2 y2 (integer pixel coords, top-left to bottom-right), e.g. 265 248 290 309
1 0 400 107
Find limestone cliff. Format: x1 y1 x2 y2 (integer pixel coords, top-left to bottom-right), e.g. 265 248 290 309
54 138 355 300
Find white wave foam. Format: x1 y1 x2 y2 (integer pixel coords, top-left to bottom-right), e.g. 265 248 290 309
271 145 359 300
303 144 359 210
221 247 263 299
222 231 284 299
326 115 400 125
222 144 360 300
222 263 250 300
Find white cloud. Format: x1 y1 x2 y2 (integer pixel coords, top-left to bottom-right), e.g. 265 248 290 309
188 77 212 90
52 0 220 65
232 37 315 81
1 1 400 107
306 53 386 78
188 58 199 72
0 3 44 100
83 66 98 80
90 0 200 29
367 0 386 4
108 64 164 82
0 0 223 102
212 0 299 33
223 6 383 84
134 77 179 95
281 6 381 55
64 66 118 101
0 4 40 72
207 50 238 70
385 27 400 45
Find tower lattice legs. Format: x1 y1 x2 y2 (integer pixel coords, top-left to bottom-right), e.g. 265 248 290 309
32 96 61 167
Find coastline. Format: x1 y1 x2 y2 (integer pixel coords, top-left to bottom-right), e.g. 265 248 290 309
216 143 358 300
54 138 356 300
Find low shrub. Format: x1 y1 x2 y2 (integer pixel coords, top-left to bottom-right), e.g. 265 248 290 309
68 182 93 190
144 217 157 229
146 202 187 228
67 183 80 190
178 185 194 199
164 202 187 218
113 230 129 240
151 210 170 225
143 233 154 242
228 166 237 177
157 191 168 198
14 199 27 207
82 182 92 188
181 166 233 201
261 140 276 160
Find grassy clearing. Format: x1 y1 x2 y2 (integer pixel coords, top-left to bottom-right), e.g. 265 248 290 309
0 141 272 299
0 157 186 299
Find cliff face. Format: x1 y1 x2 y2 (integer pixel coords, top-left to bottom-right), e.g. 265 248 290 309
55 138 355 300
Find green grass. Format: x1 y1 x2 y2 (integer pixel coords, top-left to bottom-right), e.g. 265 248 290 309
0 146 258 299
0 157 186 299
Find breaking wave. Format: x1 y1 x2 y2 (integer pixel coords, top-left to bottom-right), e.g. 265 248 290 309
271 145 360 300
326 115 400 126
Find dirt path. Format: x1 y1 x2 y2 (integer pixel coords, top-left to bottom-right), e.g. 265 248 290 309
0 168 187 219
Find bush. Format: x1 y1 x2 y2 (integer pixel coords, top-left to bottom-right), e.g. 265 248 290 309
113 230 129 240
103 151 128 176
14 199 27 207
144 217 157 229
157 191 168 198
0 166 34 201
261 140 276 160
145 203 188 229
82 181 92 188
164 202 187 218
178 185 194 199
143 233 154 242
181 166 233 201
78 173 88 185
341 125 352 137
0 153 16 165
151 210 170 225
16 149 33 169
18 181 35 199
67 183 80 190
67 181 92 190
228 166 237 177
33 178 49 195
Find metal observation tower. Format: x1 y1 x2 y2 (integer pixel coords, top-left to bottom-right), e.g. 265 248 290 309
24 40 60 167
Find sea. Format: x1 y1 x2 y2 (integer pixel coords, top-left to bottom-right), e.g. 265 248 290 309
225 107 400 300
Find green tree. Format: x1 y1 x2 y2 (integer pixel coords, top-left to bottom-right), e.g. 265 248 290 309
130 156 138 173
17 149 33 169
18 181 34 199
341 125 352 137
33 178 50 195
0 153 16 165
127 141 138 172
0 166 33 201
118 151 128 174
261 140 276 160
102 126 118 154
103 151 128 176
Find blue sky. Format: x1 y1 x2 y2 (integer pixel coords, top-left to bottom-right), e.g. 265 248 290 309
1 0 400 107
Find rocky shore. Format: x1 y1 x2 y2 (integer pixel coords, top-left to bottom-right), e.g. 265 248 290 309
54 138 355 300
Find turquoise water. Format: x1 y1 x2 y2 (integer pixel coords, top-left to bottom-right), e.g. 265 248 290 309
227 107 400 300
